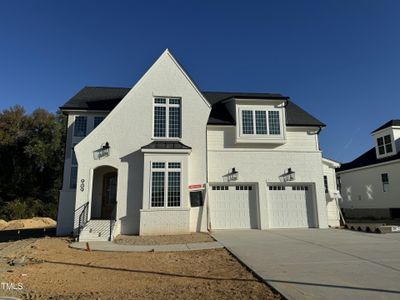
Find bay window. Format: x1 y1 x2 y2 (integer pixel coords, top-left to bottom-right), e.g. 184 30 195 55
151 162 181 208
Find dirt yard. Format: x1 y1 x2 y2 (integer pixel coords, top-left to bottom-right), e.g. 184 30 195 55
114 232 214 245
0 217 56 231
0 238 281 299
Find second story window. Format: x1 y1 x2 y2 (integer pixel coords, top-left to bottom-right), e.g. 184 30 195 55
241 109 281 136
153 97 181 138
377 135 393 155
74 116 87 137
70 144 78 189
94 116 105 128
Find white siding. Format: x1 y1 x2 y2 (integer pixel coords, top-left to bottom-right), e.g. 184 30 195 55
338 161 400 209
207 126 319 152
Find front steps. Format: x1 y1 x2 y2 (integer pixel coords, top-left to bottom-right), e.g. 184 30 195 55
79 220 114 242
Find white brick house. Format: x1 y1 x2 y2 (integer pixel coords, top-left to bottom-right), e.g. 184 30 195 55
337 120 400 219
56 49 339 241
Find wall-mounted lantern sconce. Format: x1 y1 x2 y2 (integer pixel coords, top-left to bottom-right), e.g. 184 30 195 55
223 167 239 182
93 142 110 160
279 168 295 182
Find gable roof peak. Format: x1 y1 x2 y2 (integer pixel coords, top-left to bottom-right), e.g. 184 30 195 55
371 119 400 134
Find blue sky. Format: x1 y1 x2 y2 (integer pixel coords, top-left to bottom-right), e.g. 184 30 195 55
0 1 399 163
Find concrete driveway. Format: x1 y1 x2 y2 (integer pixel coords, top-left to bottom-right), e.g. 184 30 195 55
212 229 400 300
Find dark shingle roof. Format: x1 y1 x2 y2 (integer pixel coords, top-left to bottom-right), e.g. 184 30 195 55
338 147 400 172
141 141 192 150
60 87 130 110
371 120 400 134
60 87 325 127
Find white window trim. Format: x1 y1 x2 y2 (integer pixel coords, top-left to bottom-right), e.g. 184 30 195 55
73 116 87 137
152 97 182 140
381 173 389 192
375 132 396 159
236 105 286 141
150 161 182 208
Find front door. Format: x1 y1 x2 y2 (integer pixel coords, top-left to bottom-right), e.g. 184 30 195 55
101 172 117 219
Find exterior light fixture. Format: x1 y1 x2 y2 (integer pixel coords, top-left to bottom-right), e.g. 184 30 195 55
280 168 295 182
93 142 110 160
228 168 239 181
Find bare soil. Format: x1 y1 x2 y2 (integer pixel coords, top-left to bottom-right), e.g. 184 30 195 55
0 217 56 231
0 237 281 300
114 232 215 245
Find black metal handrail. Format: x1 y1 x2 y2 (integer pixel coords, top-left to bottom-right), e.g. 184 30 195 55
77 202 89 241
109 203 117 241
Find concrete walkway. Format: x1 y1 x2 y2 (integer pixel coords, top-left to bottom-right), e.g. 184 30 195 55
70 241 223 252
213 229 400 300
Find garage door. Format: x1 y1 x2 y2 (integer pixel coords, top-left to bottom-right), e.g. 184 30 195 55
210 185 258 229
268 184 316 228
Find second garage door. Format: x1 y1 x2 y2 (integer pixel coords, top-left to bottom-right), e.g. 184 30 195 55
268 184 316 228
210 184 258 229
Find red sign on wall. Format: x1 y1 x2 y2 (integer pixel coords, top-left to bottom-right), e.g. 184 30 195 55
188 184 203 189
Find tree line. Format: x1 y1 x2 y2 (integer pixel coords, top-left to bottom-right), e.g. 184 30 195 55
0 105 66 221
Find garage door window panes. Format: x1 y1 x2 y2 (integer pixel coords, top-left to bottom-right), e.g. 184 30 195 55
269 185 286 191
212 185 229 190
151 162 181 208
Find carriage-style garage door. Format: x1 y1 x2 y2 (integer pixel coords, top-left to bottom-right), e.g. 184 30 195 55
209 184 258 229
268 184 316 228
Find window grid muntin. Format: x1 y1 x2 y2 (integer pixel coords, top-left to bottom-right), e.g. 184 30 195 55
168 172 181 207
168 162 181 169
153 97 181 138
268 111 281 135
150 161 182 208
240 108 282 137
151 171 165 207
153 106 166 137
377 135 393 155
74 116 87 137
255 111 268 134
94 116 105 128
242 110 254 134
169 106 181 138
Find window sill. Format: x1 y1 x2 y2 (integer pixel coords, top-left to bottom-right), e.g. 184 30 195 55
235 136 286 144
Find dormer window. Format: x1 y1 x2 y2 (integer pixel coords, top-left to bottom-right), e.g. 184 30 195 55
377 135 392 155
240 109 281 136
153 97 181 138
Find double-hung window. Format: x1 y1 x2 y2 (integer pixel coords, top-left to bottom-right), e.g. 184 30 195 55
153 97 181 138
240 108 281 136
151 162 181 207
381 173 389 192
377 135 393 155
74 116 87 137
323 176 329 194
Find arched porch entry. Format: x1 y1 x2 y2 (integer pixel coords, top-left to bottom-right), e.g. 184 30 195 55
91 166 118 220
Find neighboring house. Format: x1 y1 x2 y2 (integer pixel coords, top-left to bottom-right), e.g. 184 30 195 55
337 120 400 219
57 49 339 241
